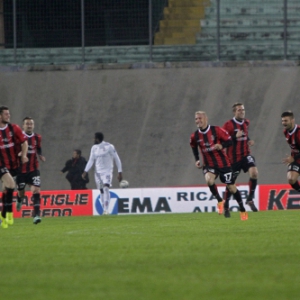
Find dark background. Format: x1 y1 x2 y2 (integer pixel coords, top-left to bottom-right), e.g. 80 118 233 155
3 0 166 47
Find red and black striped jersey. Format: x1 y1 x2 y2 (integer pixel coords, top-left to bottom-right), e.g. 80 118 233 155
19 132 42 173
223 118 251 164
190 125 232 169
284 124 300 164
0 123 27 170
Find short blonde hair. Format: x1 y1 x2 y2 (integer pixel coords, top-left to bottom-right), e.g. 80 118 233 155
195 111 206 116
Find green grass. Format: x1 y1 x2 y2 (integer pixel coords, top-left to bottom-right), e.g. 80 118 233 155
1 211 299 300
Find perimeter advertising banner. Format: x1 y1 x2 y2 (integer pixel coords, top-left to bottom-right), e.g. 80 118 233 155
259 184 300 210
3 184 298 218
92 185 259 215
0 190 93 218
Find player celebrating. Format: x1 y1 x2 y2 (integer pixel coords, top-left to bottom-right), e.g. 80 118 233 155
281 111 300 191
190 111 248 220
16 117 46 224
82 132 122 215
223 103 258 214
0 106 28 229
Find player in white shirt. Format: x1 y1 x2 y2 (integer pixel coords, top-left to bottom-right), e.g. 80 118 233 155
82 132 122 215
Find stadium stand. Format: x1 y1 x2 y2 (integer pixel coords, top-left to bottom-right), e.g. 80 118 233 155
197 0 300 60
0 0 299 64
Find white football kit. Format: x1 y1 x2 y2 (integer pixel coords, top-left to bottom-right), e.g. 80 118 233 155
84 141 122 189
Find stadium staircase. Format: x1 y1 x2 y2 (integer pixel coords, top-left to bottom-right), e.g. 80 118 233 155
154 0 210 45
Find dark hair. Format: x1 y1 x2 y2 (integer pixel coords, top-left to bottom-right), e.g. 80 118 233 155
232 103 244 112
74 149 82 156
281 111 294 118
95 132 104 142
23 116 33 123
0 106 9 114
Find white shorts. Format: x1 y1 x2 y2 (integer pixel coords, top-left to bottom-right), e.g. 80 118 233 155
94 172 113 190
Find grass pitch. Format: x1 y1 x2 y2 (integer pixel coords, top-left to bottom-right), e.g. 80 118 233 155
1 211 299 300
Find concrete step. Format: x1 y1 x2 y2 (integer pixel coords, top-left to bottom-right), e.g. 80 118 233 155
160 19 200 27
201 19 300 27
154 36 196 45
158 27 201 34
163 12 205 20
0 44 299 65
156 31 198 39
168 0 210 8
201 26 300 33
164 7 205 14
215 0 300 3
205 7 300 16
195 39 299 46
197 31 300 41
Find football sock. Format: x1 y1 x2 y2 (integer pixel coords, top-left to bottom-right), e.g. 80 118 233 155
233 189 246 212
100 188 104 208
208 184 223 202
248 178 257 199
101 194 104 208
6 188 14 213
17 195 23 204
291 181 300 192
224 187 231 210
33 193 41 216
103 186 110 211
1 190 7 218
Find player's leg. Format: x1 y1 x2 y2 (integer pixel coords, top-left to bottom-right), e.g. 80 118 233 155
103 184 110 215
224 169 239 217
246 166 258 211
241 156 258 211
16 173 26 212
204 169 224 214
1 187 8 228
1 172 15 227
224 186 231 217
32 186 42 224
287 169 300 191
28 171 42 224
227 184 248 220
95 173 105 211
101 172 112 215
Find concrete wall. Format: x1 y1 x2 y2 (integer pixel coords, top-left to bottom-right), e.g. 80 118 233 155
0 64 299 190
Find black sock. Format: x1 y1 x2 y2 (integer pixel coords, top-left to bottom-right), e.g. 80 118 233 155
33 193 41 216
1 191 7 218
248 178 257 199
233 189 246 212
17 195 23 204
208 184 223 202
291 181 300 192
224 187 231 210
6 188 14 213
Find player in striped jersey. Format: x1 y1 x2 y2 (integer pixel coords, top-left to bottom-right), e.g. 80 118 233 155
16 117 46 224
190 111 248 220
281 111 300 191
223 103 258 214
0 106 28 229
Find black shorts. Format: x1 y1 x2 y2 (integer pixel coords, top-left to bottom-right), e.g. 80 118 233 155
0 167 18 179
16 170 41 190
231 155 256 179
287 162 300 174
203 166 236 185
